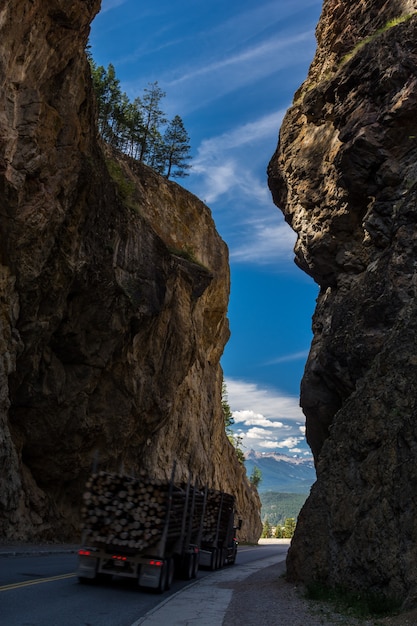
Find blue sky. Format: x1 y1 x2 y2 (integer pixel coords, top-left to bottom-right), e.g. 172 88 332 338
90 0 322 458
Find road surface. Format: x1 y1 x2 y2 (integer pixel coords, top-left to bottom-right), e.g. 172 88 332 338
0 542 288 626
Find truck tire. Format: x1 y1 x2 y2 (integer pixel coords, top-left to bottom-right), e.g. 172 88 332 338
78 576 93 584
210 549 217 571
166 558 175 590
216 548 224 569
192 552 199 578
183 554 194 580
157 562 168 593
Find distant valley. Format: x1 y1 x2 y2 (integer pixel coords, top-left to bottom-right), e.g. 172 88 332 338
244 451 316 525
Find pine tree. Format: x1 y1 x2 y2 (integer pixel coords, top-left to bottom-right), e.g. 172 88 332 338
87 52 193 176
222 381 245 465
90 62 123 143
159 115 191 179
261 518 272 538
249 466 262 488
138 81 167 163
283 517 296 538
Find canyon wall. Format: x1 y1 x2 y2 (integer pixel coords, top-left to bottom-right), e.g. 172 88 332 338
268 0 417 608
0 1 261 542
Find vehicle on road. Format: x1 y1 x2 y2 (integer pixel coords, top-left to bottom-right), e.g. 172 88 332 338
77 464 240 592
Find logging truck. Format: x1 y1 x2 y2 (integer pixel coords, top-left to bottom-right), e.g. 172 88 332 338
76 466 239 592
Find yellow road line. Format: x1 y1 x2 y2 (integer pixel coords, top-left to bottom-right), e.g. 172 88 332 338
0 572 76 592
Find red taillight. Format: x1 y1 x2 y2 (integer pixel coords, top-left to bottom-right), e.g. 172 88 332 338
112 555 127 561
79 549 91 556
149 559 163 567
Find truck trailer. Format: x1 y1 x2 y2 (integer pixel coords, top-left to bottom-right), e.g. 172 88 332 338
77 466 203 592
76 466 239 592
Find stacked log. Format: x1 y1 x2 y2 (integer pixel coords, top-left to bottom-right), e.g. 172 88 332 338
201 489 235 544
81 470 202 551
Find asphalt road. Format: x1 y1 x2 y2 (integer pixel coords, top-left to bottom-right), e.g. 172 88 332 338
0 543 287 626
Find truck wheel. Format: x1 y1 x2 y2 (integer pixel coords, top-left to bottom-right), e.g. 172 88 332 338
184 554 194 580
216 548 224 569
78 576 93 584
166 558 175 590
192 553 199 578
157 562 168 593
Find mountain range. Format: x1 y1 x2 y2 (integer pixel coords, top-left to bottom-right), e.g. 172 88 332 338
245 450 316 494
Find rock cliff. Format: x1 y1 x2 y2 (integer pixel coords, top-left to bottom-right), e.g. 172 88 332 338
0 1 261 543
268 0 417 608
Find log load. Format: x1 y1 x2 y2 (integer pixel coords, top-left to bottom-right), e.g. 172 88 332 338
201 489 235 545
81 470 205 552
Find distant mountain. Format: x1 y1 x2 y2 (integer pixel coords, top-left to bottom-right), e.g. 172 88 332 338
245 450 316 494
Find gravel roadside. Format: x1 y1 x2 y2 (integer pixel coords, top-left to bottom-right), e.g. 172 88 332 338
222 554 417 626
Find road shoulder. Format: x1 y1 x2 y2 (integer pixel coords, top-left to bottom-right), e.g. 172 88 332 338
132 553 285 626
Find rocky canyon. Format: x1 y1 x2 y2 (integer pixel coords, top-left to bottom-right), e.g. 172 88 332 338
0 1 261 542
268 0 417 610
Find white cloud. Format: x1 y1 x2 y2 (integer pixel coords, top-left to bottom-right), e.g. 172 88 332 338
258 440 281 449
232 410 286 429
236 429 305 452
225 378 309 454
245 427 273 439
276 436 303 449
225 378 303 421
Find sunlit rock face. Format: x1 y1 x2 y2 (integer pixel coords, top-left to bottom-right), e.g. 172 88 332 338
268 0 417 607
0 1 261 543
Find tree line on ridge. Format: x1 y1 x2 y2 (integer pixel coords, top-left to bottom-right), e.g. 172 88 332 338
88 53 192 179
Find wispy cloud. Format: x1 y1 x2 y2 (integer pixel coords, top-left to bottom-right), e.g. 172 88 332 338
168 31 312 87
195 111 284 156
101 0 128 13
263 350 310 366
190 110 285 205
229 219 296 265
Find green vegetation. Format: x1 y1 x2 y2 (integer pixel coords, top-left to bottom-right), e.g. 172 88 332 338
261 516 296 538
260 491 307 526
105 158 137 210
261 518 273 538
306 582 402 620
222 381 245 465
169 246 199 264
275 517 296 538
341 13 416 65
87 51 191 179
249 465 262 488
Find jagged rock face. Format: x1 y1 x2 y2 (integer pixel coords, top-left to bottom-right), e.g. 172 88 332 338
268 0 417 607
0 1 261 542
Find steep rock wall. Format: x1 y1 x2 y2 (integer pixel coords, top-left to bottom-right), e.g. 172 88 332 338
268 0 417 607
0 1 261 542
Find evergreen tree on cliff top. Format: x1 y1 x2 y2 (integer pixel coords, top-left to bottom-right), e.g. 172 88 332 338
88 55 192 179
